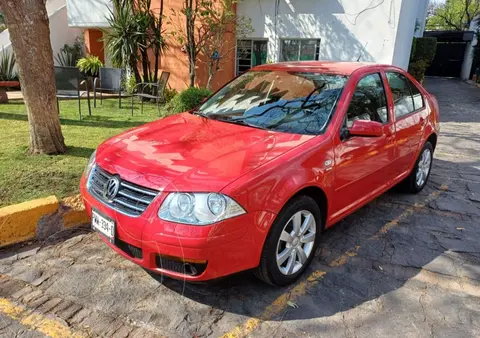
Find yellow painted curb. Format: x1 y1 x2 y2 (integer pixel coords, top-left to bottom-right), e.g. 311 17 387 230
0 194 89 248
62 194 89 228
0 196 59 247
0 298 88 338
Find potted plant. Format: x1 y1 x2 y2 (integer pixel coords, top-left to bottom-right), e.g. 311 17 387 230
77 55 103 78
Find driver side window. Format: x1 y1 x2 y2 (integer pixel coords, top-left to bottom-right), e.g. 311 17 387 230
346 73 388 127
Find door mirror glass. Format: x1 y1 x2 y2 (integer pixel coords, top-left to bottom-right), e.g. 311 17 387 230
348 120 383 137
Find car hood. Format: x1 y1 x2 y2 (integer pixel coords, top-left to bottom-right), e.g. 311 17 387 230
96 113 314 192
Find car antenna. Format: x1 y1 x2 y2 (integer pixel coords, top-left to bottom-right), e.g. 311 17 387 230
357 42 369 62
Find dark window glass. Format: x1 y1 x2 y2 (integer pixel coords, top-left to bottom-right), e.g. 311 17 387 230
281 39 321 61
281 40 301 61
346 73 388 127
236 40 268 75
409 80 425 110
386 72 415 118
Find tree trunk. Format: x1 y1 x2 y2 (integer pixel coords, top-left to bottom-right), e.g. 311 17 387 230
129 56 142 84
185 0 196 87
0 0 66 154
153 0 164 84
189 59 195 87
140 48 150 82
206 63 214 90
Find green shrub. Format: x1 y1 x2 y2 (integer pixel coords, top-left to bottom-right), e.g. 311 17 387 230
77 55 103 77
164 87 178 103
167 87 212 114
122 73 137 94
408 37 437 83
408 59 429 83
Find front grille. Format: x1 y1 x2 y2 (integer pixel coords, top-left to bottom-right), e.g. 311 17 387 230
88 165 159 217
116 238 143 259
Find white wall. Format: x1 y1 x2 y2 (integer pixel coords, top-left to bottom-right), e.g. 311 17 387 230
461 19 479 80
66 0 112 28
414 0 430 37
50 6 84 65
237 0 420 69
391 0 418 69
0 0 83 66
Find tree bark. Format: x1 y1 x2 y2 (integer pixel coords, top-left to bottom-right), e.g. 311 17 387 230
153 0 164 84
0 0 66 154
185 0 197 87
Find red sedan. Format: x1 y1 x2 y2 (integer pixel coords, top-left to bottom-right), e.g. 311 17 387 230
80 62 439 286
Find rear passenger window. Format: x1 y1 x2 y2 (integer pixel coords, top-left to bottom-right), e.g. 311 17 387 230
409 80 425 111
386 72 424 118
346 73 388 127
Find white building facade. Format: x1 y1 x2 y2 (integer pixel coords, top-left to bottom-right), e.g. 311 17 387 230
235 0 429 74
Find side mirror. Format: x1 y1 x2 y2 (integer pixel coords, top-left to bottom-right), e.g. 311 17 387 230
348 120 383 137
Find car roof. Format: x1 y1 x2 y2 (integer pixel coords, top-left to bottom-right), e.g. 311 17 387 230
251 61 392 76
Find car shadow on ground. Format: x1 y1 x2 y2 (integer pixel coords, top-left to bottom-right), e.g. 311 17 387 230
147 157 480 322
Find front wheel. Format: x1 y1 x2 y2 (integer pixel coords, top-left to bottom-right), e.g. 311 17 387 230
404 141 434 193
255 195 322 286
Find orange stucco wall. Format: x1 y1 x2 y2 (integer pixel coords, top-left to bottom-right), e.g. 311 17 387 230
151 0 236 91
84 29 104 63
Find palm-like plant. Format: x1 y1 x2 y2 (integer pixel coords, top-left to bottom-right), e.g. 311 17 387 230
103 2 145 83
54 37 84 67
103 0 168 86
0 48 18 81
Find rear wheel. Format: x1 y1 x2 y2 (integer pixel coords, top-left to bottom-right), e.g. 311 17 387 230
404 141 433 193
255 196 322 286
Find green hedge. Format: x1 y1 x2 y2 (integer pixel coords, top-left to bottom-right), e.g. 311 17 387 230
408 37 437 83
167 87 212 114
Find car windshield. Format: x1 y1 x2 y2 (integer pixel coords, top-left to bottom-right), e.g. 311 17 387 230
197 71 347 135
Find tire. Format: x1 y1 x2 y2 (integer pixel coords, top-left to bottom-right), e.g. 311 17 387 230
403 141 434 194
255 195 322 286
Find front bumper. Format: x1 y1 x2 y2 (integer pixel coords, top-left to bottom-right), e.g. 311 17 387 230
80 176 276 281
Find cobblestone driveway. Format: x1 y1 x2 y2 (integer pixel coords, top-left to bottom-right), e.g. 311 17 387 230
1 78 480 338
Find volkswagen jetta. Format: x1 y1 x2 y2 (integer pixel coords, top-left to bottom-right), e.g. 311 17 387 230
80 62 439 286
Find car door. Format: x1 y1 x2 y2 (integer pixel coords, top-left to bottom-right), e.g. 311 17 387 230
385 72 426 177
331 72 396 219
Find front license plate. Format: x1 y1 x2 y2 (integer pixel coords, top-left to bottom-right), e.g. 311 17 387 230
92 209 115 243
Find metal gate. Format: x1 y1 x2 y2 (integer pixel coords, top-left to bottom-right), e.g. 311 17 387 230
424 31 474 78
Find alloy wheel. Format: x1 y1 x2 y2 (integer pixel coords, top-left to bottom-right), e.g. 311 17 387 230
416 148 432 187
275 210 316 275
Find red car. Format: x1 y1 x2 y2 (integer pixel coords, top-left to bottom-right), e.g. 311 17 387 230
80 62 439 286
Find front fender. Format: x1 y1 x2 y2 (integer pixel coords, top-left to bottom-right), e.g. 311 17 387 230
221 137 334 229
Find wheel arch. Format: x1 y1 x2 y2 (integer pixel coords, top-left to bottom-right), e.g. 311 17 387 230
427 132 438 151
288 185 328 230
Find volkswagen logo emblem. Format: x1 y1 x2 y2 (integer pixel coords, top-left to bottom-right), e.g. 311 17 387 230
103 176 120 202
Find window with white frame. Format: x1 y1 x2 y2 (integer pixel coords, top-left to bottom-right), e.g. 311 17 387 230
281 39 321 62
236 39 268 75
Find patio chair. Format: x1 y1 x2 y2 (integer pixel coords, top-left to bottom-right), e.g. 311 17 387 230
131 71 170 116
93 67 125 108
54 66 91 120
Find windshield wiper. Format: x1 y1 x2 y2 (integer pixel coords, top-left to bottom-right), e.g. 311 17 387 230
301 83 326 108
189 109 210 119
214 117 268 130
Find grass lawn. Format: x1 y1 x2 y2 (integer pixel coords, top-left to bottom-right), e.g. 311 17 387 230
0 97 164 207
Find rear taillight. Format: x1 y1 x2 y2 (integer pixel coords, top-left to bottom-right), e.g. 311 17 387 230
427 93 440 129
430 94 440 119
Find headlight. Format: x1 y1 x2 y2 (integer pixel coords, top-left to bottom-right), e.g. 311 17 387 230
83 150 96 180
158 192 246 225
